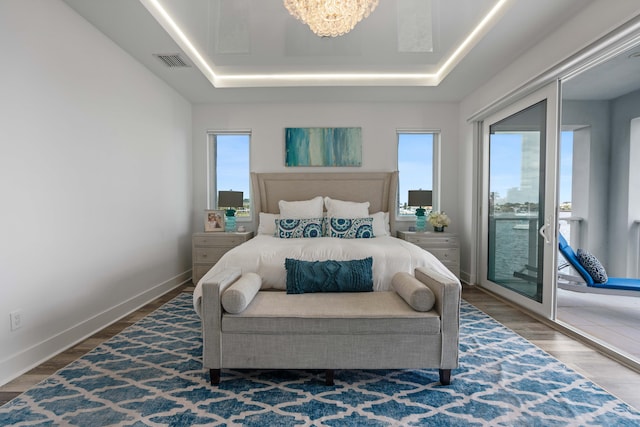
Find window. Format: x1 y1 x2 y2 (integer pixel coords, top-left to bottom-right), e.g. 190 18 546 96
207 132 251 220
397 131 439 216
559 128 583 244
559 130 573 210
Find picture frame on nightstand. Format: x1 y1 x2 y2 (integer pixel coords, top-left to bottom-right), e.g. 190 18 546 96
204 210 225 232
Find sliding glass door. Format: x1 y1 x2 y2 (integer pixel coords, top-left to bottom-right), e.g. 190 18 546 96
480 82 560 318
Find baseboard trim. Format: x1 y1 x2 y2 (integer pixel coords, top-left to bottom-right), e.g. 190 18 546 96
459 269 472 286
0 270 192 387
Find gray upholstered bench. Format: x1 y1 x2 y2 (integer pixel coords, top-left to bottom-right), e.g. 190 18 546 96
200 267 461 386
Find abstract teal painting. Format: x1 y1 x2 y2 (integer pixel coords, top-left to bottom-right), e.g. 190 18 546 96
285 127 362 167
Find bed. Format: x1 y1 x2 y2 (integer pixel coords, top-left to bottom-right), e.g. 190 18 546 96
194 171 461 385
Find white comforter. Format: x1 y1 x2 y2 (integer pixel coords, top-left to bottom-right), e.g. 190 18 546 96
193 235 457 315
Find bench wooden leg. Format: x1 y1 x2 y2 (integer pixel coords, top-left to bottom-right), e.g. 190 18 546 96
210 369 220 385
325 369 335 386
439 369 451 385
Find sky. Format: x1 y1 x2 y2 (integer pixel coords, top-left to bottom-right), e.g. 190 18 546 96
398 133 433 207
216 133 436 209
215 130 573 209
216 134 250 201
559 131 573 204
489 131 573 204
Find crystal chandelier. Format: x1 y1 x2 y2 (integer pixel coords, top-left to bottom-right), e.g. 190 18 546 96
283 0 379 37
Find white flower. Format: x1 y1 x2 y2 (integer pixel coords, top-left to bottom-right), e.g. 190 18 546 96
428 211 450 228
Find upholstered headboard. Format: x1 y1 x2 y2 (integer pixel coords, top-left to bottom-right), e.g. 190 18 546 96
251 171 398 234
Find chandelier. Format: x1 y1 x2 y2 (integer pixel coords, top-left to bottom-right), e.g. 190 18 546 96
283 0 379 37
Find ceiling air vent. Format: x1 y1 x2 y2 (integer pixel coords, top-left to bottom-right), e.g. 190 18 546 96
153 53 191 68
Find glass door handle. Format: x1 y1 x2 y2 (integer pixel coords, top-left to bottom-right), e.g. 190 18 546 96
538 217 551 245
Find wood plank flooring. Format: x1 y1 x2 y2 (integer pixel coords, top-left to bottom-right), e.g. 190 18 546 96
557 288 640 361
0 283 194 406
2 283 640 412
463 285 640 411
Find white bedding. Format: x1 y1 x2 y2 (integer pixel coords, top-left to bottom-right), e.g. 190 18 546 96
193 235 457 315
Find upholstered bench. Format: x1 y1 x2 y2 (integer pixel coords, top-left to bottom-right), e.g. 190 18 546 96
200 267 461 386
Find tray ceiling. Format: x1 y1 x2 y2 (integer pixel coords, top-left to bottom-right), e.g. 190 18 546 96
63 0 600 103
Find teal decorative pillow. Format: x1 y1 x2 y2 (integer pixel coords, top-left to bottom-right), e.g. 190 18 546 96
577 249 608 283
285 257 373 294
327 217 374 238
276 218 323 238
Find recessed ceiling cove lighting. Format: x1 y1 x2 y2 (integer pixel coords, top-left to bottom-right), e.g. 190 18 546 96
140 0 510 88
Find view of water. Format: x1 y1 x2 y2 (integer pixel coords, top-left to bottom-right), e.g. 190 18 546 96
488 211 573 301
490 216 537 282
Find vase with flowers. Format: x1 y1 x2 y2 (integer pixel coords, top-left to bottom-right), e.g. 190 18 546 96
428 211 450 232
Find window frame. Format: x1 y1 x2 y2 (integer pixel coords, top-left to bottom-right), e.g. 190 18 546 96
396 129 441 219
206 130 252 222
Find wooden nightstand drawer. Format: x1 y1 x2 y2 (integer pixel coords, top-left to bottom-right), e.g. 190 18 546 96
439 260 460 274
405 234 459 247
194 247 230 263
192 231 253 283
193 233 248 247
193 265 214 284
397 230 460 279
427 248 460 263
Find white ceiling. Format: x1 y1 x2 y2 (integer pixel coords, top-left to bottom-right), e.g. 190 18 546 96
562 46 640 101
63 0 635 104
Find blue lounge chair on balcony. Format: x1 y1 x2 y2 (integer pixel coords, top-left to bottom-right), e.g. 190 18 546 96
558 233 640 296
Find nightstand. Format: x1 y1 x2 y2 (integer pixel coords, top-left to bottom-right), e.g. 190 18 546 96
192 231 253 284
397 231 460 279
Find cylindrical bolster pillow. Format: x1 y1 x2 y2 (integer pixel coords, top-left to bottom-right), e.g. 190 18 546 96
392 272 436 312
221 273 262 314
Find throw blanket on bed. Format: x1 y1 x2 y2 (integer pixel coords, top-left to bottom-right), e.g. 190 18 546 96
193 235 457 316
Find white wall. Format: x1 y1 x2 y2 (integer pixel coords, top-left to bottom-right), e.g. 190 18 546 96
192 102 460 233
562 100 611 262
458 0 640 284
630 117 640 278
559 93 640 278
0 0 193 385
609 89 640 277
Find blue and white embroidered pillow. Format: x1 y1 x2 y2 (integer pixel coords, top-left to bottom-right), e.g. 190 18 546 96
577 249 608 283
327 217 374 239
276 218 323 238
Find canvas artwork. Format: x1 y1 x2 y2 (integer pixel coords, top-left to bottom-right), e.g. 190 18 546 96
285 127 362 167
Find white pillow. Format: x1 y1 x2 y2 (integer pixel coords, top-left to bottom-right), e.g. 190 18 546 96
278 196 323 219
370 211 390 236
324 197 370 218
257 212 280 235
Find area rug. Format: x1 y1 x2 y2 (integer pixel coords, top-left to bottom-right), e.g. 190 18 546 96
2 294 640 426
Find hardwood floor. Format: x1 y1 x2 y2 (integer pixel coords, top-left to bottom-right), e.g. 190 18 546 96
557 288 640 361
2 283 640 412
463 285 640 411
0 283 195 406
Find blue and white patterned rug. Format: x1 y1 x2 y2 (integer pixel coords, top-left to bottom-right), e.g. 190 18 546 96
2 293 640 426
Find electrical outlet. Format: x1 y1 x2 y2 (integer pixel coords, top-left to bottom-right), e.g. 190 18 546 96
10 310 22 331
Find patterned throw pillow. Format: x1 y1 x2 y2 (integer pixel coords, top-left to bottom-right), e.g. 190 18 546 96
327 217 374 238
285 257 373 294
276 218 323 238
577 249 608 283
